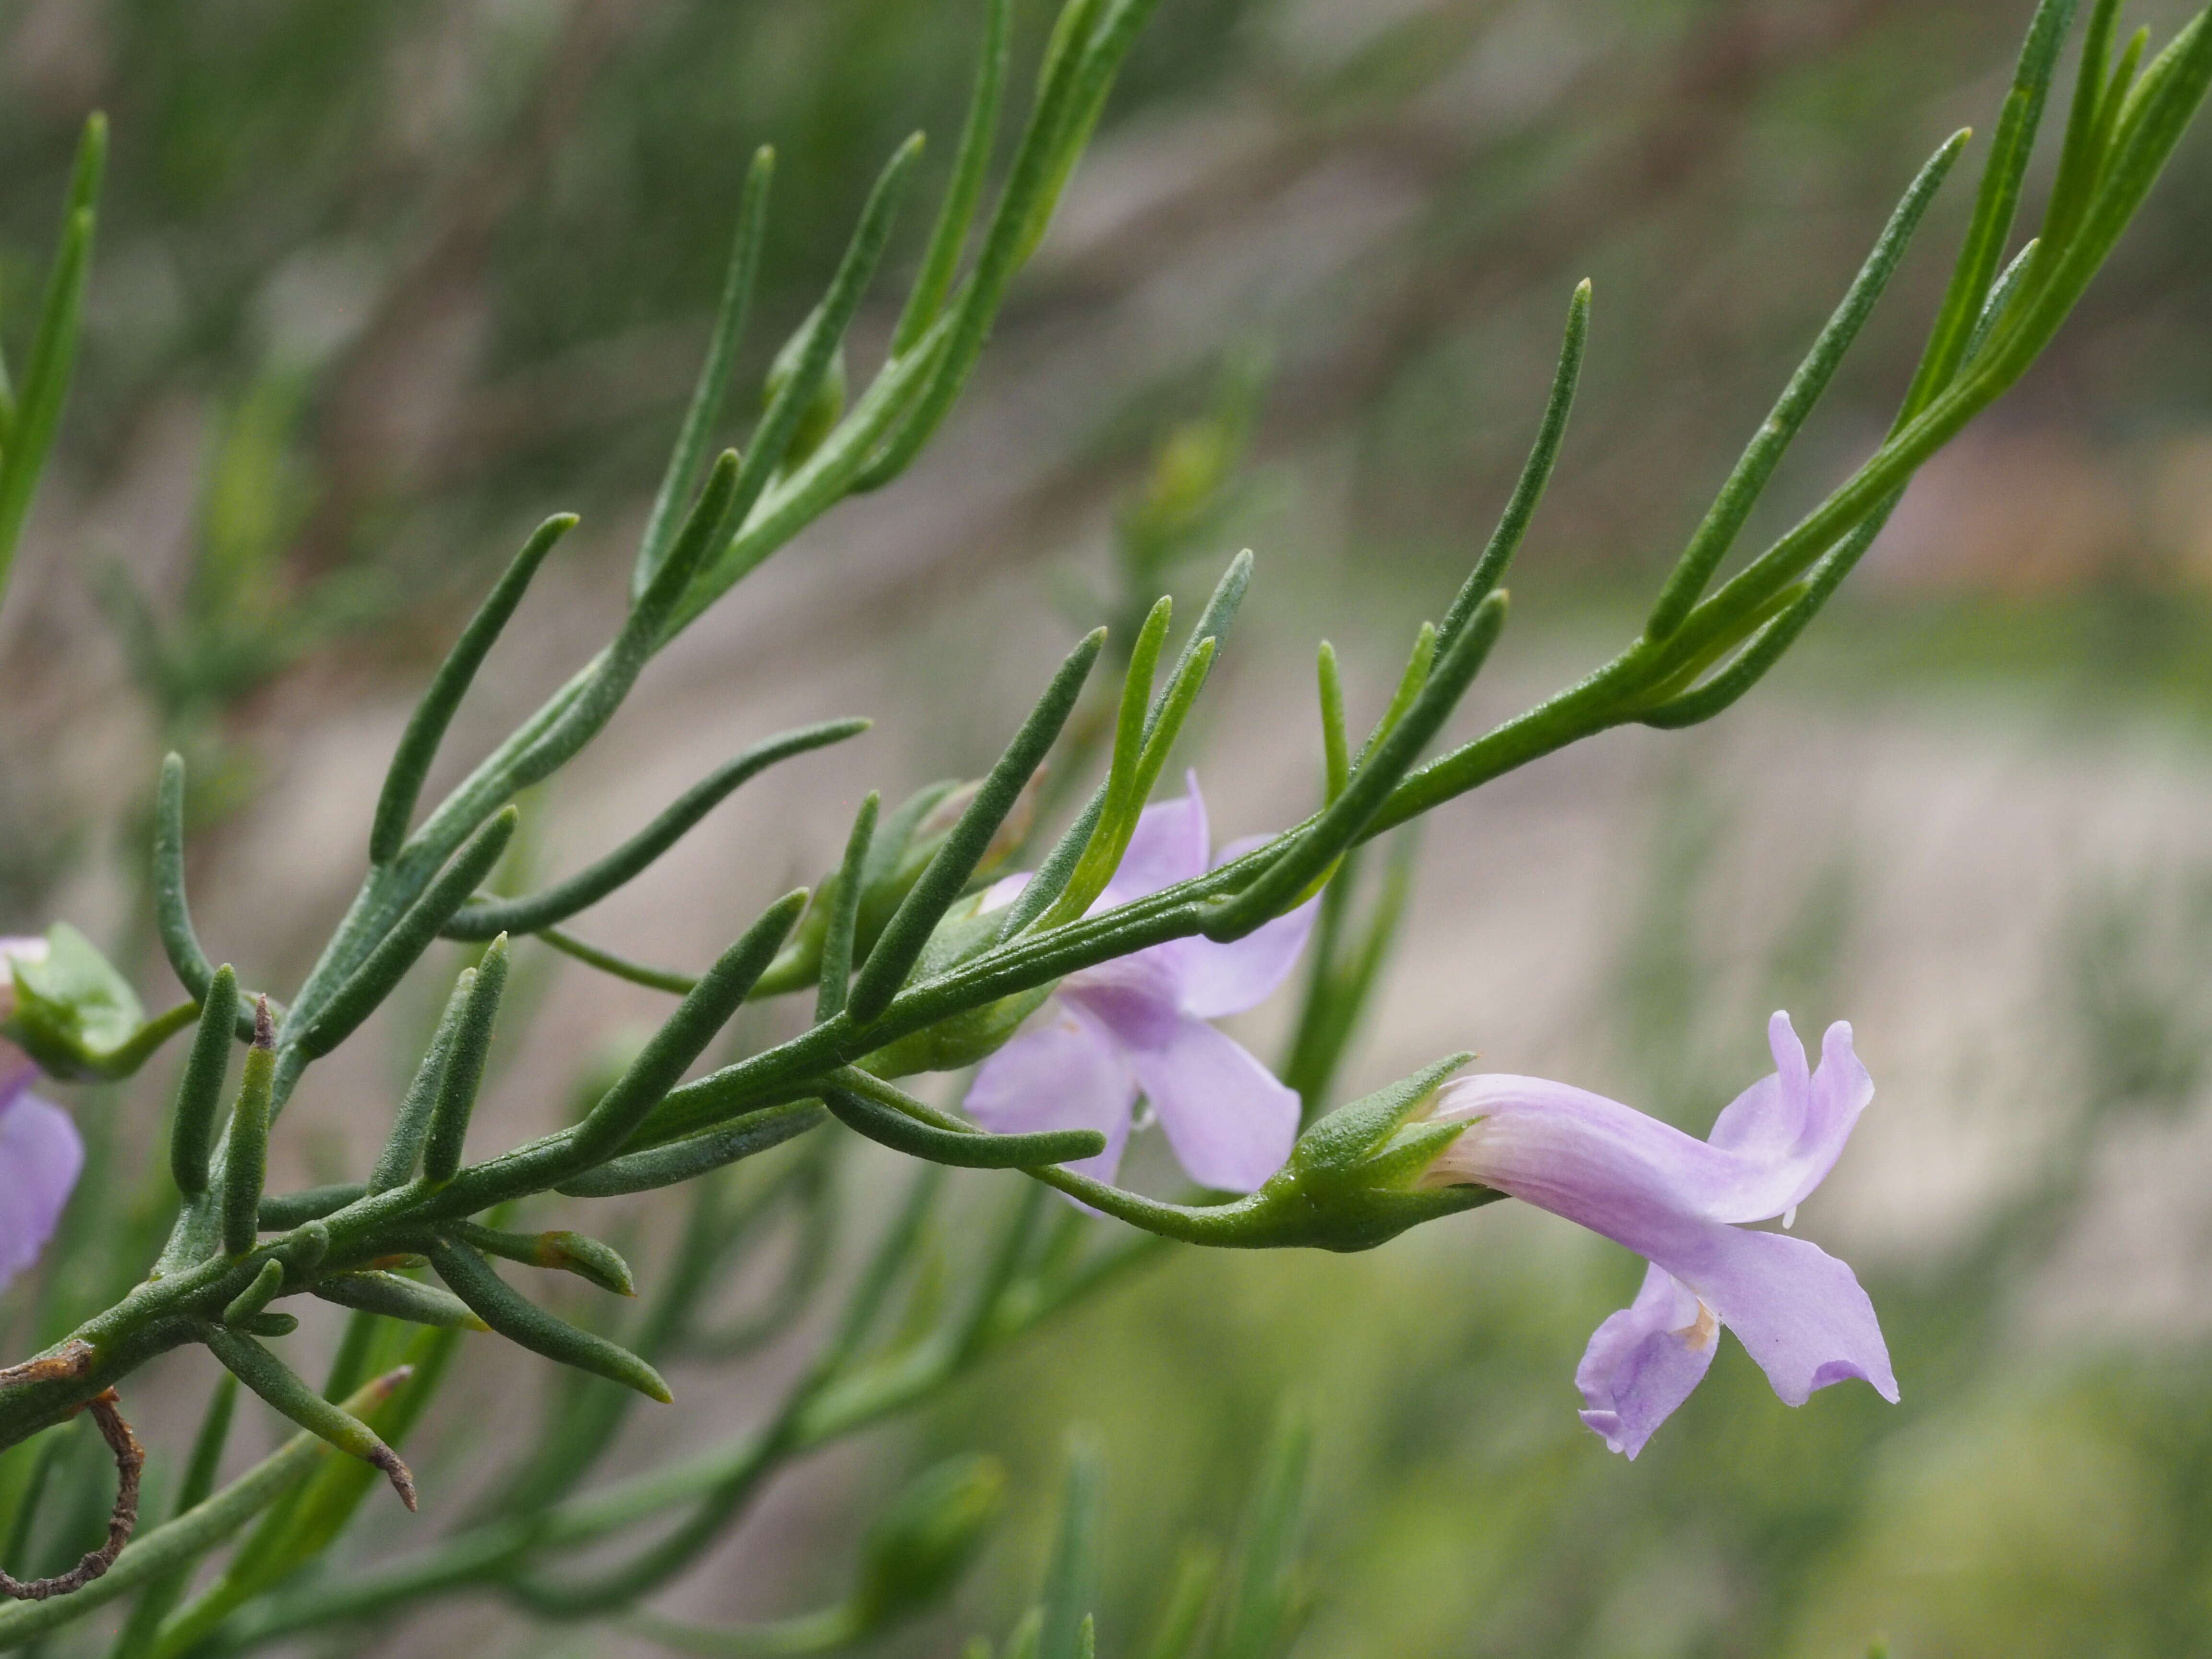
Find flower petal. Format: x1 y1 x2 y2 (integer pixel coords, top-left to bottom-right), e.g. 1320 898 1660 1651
1098 774 1210 907
1671 1222 1899 1408
1424 1073 1750 1254
1065 953 1187 1049
1704 1013 1873 1223
963 1001 1137 1185
1576 1262 1720 1459
0 1082 82 1294
1169 836 1318 1020
1125 1014 1299 1193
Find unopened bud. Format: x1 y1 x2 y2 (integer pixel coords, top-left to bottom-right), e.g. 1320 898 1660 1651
766 771 1045 1006
0 926 143 1082
0 936 47 1026
902 767 1041 892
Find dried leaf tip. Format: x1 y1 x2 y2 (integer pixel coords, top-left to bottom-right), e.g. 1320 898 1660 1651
367 1364 417 1399
371 1446 419 1512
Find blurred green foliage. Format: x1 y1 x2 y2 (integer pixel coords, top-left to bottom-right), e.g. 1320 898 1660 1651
5 1 2212 1655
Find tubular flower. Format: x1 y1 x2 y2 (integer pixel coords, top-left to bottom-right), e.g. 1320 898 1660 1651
964 778 1315 1192
1418 1012 1897 1458
0 936 80 1296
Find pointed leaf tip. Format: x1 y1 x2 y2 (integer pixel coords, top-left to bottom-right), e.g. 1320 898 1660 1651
371 1446 419 1512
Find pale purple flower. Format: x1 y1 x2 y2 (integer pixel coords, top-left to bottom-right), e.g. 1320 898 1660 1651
964 778 1315 1192
0 935 79 1297
1419 1011 1897 1458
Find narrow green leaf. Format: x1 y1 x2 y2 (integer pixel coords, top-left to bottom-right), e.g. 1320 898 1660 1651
1354 621 1436 770
1440 279 1589 649
507 458 739 797
1038 599 1171 928
178 1379 237 1515
1646 128 1964 638
848 628 1104 1022
1137 1542 1220 1659
1213 1409 1313 1659
891 0 1014 358
220 1005 277 1257
106 1375 239 1659
198 1325 417 1510
570 889 809 1161
1016 0 1162 267
222 1260 286 1327
695 134 926 597
292 807 517 1059
422 938 507 1181
454 1223 635 1297
370 516 573 864
1207 594 1505 940
158 1332 456 1656
538 927 699 993
825 1086 1105 1170
312 1273 486 1331
555 1101 826 1197
1642 498 1895 730
153 755 261 1042
1039 1436 1104 1659
2044 0 2123 252
0 114 104 604
255 1184 364 1231
635 147 774 601
428 1240 673 1403
1316 643 1348 805
1130 636 1214 802
1283 831 1416 1120
1900 0 2078 421
1963 239 2039 367
443 719 868 941
818 794 881 1022
998 551 1249 938
168 965 237 1198
369 972 472 1194
849 0 1159 492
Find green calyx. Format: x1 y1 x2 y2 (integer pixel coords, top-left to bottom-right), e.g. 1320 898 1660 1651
2 923 194 1082
1024 1053 1501 1254
855 895 1053 1077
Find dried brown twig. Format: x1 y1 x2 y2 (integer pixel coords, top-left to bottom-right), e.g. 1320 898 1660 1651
0 1390 145 1602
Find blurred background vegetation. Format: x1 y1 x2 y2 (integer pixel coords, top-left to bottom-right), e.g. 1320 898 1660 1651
6 0 2212 1654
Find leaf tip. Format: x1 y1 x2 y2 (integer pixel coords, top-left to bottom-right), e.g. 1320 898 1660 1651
372 1446 420 1512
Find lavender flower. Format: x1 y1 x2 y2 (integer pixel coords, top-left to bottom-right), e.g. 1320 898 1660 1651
1419 1012 1897 1458
0 937 80 1297
964 779 1314 1192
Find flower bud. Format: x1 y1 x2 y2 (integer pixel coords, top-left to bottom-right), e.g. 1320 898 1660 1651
0 925 143 1082
0 935 48 1029
762 773 1041 1003
860 984 1052 1079
899 767 1040 895
855 883 1055 1076
852 1454 1007 1631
